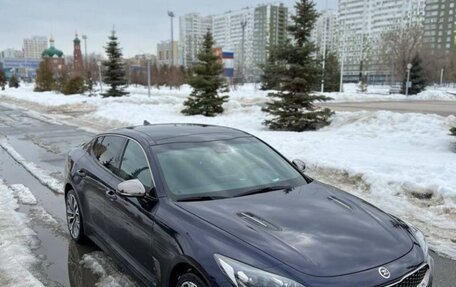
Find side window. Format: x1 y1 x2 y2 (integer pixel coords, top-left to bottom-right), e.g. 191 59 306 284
119 140 153 190
92 137 104 158
95 136 125 175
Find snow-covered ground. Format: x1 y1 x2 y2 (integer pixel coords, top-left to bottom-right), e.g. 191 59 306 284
1 84 456 258
1 83 455 111
0 180 43 287
322 83 456 102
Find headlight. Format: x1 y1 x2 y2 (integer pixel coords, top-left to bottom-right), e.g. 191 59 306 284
215 254 306 287
408 224 429 256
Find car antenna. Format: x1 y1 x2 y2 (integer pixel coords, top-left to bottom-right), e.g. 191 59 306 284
144 120 151 126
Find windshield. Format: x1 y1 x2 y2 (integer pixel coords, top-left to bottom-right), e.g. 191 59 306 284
152 137 306 201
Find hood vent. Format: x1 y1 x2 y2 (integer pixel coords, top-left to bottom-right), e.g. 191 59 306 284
328 196 353 211
237 212 281 231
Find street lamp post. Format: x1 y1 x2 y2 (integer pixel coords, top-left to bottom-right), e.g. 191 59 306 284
82 35 88 70
147 58 151 97
97 61 103 93
440 68 444 86
240 19 247 84
321 17 327 93
406 63 412 96
168 11 175 66
339 24 346 93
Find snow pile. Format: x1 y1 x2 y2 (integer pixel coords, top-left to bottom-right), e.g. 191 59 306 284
2 83 455 113
325 84 456 102
0 140 63 193
10 184 37 205
0 83 269 109
81 252 136 287
0 181 44 287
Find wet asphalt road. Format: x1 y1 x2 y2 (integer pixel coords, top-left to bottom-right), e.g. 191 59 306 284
0 104 454 287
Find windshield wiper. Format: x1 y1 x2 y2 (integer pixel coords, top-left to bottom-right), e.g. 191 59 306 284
177 195 227 202
237 185 292 197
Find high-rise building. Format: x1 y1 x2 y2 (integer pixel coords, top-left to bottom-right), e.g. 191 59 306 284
157 40 180 66
311 10 339 56
251 4 289 81
212 7 255 80
0 49 23 60
23 36 48 59
338 0 425 83
423 0 456 54
179 13 213 66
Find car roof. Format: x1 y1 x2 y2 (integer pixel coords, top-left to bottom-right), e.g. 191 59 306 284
106 123 252 145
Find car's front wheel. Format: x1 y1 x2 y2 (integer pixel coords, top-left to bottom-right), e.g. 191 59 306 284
176 273 208 287
66 190 86 243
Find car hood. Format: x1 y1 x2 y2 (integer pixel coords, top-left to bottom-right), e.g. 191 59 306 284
177 181 414 277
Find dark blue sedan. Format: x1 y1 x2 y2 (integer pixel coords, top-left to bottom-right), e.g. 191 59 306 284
64 124 433 287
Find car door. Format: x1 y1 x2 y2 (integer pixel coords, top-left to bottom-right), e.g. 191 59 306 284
104 138 159 285
79 135 126 241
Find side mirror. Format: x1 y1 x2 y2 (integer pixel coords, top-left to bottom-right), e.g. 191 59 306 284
292 159 306 172
117 179 146 197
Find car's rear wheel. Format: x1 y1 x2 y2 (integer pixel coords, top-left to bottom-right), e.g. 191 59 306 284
66 190 86 243
176 273 208 287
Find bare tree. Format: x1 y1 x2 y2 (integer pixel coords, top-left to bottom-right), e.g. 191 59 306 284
376 25 423 83
420 49 456 84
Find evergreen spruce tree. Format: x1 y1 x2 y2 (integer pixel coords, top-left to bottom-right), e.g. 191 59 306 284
102 30 129 97
8 75 19 88
323 52 340 92
34 62 55 92
56 71 68 93
63 76 85 95
182 31 229 116
261 48 282 90
402 54 426 95
451 127 456 136
261 0 334 131
0 70 6 90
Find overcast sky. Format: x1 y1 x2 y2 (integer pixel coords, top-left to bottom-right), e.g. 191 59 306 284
0 0 337 57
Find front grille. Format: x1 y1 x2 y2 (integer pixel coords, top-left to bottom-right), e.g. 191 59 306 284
385 265 429 287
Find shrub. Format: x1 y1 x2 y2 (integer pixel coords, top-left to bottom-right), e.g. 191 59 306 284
62 76 85 95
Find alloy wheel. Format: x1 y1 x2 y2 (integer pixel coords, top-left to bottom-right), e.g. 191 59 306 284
180 282 198 287
66 194 81 239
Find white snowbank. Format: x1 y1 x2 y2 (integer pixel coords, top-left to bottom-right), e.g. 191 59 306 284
0 140 63 193
0 83 269 109
10 184 37 205
323 83 456 102
0 181 44 287
2 83 455 112
81 252 135 287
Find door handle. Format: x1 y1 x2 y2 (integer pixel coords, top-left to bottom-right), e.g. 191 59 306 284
77 169 87 177
105 189 117 201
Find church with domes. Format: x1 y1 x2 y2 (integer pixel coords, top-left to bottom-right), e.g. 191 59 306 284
41 37 66 77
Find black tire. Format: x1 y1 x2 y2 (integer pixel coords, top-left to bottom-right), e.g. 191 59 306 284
66 190 87 243
176 273 208 287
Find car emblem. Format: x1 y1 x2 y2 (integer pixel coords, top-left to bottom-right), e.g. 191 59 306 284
378 267 391 279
